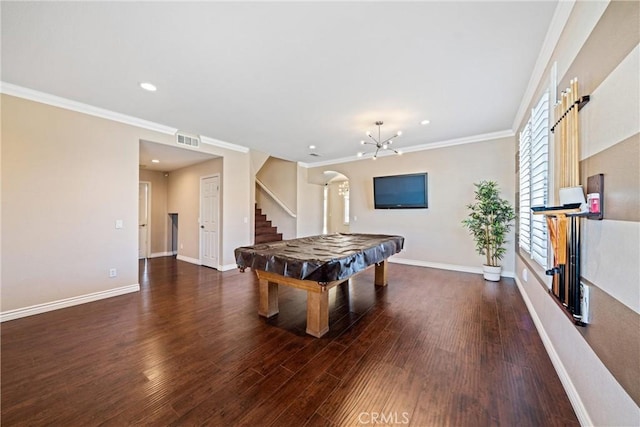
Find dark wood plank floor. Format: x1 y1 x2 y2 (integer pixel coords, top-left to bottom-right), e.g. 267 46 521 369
1 257 579 426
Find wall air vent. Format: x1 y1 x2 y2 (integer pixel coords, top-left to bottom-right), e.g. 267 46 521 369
176 132 200 148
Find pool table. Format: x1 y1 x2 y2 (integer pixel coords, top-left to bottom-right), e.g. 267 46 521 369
234 233 404 337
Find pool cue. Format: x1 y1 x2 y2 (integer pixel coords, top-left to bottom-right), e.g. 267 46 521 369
573 219 582 317
557 214 568 304
568 216 576 311
546 216 559 296
568 87 572 185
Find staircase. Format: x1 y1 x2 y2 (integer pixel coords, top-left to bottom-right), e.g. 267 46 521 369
255 205 282 244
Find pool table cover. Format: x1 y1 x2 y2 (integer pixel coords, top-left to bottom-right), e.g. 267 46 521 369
234 233 404 283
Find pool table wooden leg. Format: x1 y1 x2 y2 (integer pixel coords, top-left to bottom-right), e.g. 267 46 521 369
306 289 329 338
258 279 279 317
374 260 388 286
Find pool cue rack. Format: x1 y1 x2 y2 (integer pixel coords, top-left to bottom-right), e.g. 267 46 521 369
535 78 591 325
533 208 586 325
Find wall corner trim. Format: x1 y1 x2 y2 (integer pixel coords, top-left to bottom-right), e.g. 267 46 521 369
0 284 141 322
513 276 593 426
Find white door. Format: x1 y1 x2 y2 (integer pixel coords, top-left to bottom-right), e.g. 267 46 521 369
200 175 219 268
139 182 150 259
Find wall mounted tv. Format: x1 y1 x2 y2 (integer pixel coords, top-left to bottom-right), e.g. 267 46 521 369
373 173 428 209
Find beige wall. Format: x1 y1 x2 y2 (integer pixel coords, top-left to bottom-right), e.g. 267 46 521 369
1 93 253 315
1 94 164 311
256 156 297 239
296 165 324 238
139 169 170 256
167 158 223 262
513 1 640 425
308 136 516 274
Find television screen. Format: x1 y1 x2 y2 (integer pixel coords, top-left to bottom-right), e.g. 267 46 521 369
373 173 428 209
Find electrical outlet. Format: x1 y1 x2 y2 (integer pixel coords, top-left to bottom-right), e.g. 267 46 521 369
180 243 184 249
109 268 117 278
522 268 528 282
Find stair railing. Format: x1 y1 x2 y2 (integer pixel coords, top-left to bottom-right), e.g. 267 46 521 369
255 178 297 218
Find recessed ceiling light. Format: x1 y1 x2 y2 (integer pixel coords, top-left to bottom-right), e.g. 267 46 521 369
420 120 430 125
309 145 316 150
151 159 160 163
140 82 157 92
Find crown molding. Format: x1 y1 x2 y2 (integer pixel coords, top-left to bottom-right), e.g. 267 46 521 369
0 82 249 154
512 0 576 131
300 129 515 168
1 82 177 134
200 135 249 153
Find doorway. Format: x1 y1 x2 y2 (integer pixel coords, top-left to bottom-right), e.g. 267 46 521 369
323 172 350 234
138 182 150 259
200 174 220 268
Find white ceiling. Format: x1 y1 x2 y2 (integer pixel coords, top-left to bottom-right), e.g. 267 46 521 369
139 140 219 172
1 1 558 165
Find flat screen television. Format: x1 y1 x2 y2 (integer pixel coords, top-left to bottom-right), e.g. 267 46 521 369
373 173 428 209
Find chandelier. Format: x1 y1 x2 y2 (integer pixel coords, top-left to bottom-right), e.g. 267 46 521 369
358 121 403 160
338 181 349 197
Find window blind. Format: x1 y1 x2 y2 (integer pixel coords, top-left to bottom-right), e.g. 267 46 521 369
530 93 549 267
519 91 549 269
519 123 531 252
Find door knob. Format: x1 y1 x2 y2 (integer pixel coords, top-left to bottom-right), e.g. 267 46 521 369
201 225 204 229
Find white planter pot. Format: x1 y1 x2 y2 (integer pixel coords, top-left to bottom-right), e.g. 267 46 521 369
483 265 502 281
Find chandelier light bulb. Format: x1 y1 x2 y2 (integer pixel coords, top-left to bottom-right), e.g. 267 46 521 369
357 121 403 159
397 150 403 155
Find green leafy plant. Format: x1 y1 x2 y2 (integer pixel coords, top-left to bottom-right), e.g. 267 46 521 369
462 181 516 267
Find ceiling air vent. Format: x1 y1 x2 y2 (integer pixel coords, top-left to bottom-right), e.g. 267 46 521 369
309 153 321 157
176 132 200 148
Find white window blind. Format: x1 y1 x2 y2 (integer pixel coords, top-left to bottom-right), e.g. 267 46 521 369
530 93 549 267
519 123 531 252
519 92 549 269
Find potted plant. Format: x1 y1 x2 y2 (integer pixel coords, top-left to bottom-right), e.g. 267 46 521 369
462 180 516 281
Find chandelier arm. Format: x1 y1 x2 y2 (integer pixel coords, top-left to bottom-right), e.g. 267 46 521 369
368 134 381 144
380 135 398 145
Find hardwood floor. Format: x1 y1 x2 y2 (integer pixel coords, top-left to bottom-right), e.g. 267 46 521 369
1 257 579 426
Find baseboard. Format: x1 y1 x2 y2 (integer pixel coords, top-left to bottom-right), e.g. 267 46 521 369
176 255 201 265
176 256 237 272
514 276 592 426
149 252 173 258
390 257 514 278
218 263 238 272
0 284 140 322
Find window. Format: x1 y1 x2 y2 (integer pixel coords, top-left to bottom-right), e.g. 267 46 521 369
343 193 350 225
519 92 549 268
